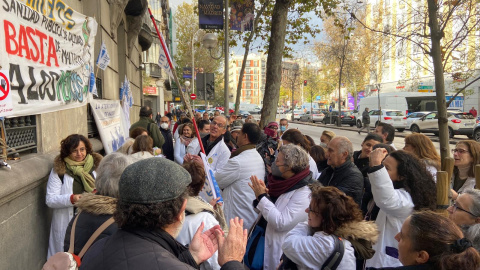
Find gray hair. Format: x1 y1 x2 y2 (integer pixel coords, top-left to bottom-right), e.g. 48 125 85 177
460 190 480 252
279 144 309 173
95 152 134 198
333 136 353 161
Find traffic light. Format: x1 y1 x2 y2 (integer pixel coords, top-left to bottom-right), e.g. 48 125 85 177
304 80 307 86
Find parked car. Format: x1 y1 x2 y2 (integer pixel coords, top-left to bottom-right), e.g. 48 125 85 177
367 109 407 132
474 122 480 142
293 110 304 120
238 110 251 118
299 110 325 123
410 111 476 138
406 111 431 129
322 111 356 126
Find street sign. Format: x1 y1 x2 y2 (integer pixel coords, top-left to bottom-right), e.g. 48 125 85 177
0 70 13 116
190 93 197 100
329 105 333 112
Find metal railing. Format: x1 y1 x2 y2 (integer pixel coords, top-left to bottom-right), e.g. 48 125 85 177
3 116 37 156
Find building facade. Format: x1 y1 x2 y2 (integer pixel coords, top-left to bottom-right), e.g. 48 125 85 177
229 53 267 105
364 0 480 109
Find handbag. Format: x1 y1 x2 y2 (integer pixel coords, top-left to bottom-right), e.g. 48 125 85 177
42 212 114 270
243 216 267 270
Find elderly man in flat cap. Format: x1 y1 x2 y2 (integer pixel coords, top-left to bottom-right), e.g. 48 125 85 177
80 158 247 270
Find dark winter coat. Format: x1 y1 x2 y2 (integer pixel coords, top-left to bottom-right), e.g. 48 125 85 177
160 127 174 161
366 264 433 270
318 160 364 206
79 227 246 270
362 110 371 124
129 116 165 148
63 193 118 255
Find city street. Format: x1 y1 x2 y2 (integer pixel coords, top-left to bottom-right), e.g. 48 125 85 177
286 121 468 153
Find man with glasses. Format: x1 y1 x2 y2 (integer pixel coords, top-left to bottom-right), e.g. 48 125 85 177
159 116 174 161
185 116 230 172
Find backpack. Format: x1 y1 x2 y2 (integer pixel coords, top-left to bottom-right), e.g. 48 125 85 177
42 212 114 270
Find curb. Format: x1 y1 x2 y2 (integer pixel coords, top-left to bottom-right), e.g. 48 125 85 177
291 120 462 145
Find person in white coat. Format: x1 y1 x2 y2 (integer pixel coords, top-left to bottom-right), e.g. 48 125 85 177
185 116 230 173
282 185 378 270
215 123 266 230
365 149 436 268
177 161 229 270
46 134 103 258
249 144 314 270
281 129 320 179
174 123 200 164
450 140 480 201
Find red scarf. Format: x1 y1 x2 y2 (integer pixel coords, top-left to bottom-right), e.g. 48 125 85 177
267 166 311 198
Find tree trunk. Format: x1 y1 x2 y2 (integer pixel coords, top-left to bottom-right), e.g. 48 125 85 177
259 0 291 128
234 1 270 115
427 0 450 163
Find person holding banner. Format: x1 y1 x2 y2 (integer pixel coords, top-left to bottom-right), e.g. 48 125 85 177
215 123 266 230
129 106 165 149
46 134 103 258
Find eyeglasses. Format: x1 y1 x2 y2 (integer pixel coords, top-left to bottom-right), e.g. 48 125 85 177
452 202 479 217
211 121 225 128
451 148 470 154
268 126 279 130
307 205 320 215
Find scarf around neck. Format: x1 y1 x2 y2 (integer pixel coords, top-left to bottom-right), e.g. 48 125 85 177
179 135 193 146
230 144 256 158
267 166 311 198
64 154 95 193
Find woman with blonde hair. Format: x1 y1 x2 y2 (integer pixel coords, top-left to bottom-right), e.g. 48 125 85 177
320 130 335 147
403 133 440 181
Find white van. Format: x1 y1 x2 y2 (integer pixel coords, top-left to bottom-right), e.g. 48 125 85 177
354 94 408 128
354 92 462 128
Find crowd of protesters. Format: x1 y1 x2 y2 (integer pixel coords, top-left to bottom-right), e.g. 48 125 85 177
43 105 480 270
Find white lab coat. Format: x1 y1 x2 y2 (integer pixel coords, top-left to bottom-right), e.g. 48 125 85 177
365 167 413 268
177 212 220 270
45 169 96 258
215 148 265 230
204 138 230 172
174 138 200 164
282 222 356 270
256 185 311 270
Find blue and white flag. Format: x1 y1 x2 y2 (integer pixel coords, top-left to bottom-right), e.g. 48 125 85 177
157 33 174 79
96 41 111 70
89 67 98 97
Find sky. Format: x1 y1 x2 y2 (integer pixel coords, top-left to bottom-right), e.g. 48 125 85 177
168 0 324 60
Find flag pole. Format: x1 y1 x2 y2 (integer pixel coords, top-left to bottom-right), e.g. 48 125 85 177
148 8 205 154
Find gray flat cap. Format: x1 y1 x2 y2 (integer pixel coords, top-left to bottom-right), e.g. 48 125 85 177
119 158 191 204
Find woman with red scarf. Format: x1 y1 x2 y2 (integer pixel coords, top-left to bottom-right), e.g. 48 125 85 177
249 144 314 270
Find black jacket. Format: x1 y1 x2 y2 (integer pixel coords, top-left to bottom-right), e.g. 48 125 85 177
318 160 364 206
353 151 370 178
160 128 174 161
80 227 246 270
64 193 118 255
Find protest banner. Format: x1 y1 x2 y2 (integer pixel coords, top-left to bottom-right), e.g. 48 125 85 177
90 99 127 154
0 0 97 117
0 70 13 117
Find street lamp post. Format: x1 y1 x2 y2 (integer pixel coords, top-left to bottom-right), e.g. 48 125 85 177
191 29 203 110
203 33 228 115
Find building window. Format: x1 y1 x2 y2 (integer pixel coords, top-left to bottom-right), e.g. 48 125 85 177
2 115 38 157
